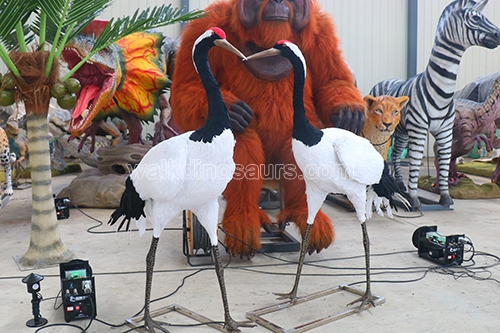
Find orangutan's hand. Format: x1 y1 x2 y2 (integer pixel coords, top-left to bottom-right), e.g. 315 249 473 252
329 104 365 135
229 100 253 133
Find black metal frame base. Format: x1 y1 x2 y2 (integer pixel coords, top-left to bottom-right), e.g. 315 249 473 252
260 224 300 253
26 317 47 328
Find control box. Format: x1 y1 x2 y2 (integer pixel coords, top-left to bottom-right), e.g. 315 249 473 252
412 226 465 265
59 260 96 322
54 196 70 220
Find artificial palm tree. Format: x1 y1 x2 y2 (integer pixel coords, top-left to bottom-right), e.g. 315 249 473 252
0 0 203 267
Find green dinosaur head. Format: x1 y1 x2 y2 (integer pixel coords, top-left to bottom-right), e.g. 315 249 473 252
61 20 122 137
61 20 169 138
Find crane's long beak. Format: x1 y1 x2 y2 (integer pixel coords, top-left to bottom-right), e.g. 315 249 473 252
245 48 281 61
214 39 247 60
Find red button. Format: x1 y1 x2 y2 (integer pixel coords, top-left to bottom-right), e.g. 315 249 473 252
75 306 80 311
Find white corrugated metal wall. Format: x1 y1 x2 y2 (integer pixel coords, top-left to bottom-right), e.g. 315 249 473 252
99 0 183 38
95 0 500 95
177 0 409 95
92 0 499 161
417 0 500 93
2 0 499 94
189 0 212 10
2 0 500 143
320 0 408 96
415 0 500 156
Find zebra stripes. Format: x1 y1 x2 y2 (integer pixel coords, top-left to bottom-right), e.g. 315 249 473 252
369 0 500 208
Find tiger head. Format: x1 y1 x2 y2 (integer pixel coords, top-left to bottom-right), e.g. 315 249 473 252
5 118 19 138
361 94 409 159
363 95 409 133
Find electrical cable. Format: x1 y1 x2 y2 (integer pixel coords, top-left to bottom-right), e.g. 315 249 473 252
16 199 497 331
15 246 499 331
66 201 182 234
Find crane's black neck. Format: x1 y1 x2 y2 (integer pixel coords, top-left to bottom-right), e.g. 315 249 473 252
287 52 323 147
190 40 231 143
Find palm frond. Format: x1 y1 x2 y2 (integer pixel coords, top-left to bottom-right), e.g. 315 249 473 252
37 0 112 45
31 13 59 45
0 0 38 41
38 0 114 77
2 22 36 52
62 4 204 80
91 5 205 52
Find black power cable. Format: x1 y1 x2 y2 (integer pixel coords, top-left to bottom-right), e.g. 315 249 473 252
16 200 497 332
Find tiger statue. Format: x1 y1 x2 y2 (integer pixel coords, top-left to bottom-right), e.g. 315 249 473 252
5 118 28 186
0 126 14 206
361 95 409 160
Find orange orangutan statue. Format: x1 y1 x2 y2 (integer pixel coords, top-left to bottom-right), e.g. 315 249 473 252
170 0 365 258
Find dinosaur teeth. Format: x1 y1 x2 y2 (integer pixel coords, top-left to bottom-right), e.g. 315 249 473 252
81 108 89 119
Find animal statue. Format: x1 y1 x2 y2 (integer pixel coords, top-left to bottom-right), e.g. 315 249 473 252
369 0 500 208
61 20 173 151
361 95 409 159
109 28 254 332
170 0 366 258
0 105 15 127
5 118 28 186
442 72 500 184
0 126 14 205
246 41 411 308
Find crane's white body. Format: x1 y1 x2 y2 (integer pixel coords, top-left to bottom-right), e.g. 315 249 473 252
244 39 409 308
292 127 387 225
131 128 235 243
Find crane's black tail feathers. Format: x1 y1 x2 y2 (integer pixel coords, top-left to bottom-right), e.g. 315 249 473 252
108 176 145 231
372 161 412 211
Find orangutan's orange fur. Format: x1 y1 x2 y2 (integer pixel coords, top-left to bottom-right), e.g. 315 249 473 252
170 0 365 257
362 95 409 160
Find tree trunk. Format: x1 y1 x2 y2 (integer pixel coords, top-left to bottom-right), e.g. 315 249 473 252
19 112 73 267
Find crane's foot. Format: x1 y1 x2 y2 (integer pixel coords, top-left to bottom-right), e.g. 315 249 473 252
143 314 171 333
347 291 377 312
274 290 298 304
224 317 256 332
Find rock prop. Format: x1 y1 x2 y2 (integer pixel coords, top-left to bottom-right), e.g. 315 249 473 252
58 168 128 208
96 143 151 174
58 144 151 208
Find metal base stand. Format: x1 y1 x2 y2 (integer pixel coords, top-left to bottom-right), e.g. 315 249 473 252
183 211 301 267
246 285 385 333
26 317 47 328
325 194 354 211
126 304 226 332
259 188 282 210
0 193 11 209
13 182 31 190
329 192 452 212
260 224 300 253
412 196 452 211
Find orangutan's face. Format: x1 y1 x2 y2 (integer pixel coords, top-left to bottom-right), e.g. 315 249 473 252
238 0 310 31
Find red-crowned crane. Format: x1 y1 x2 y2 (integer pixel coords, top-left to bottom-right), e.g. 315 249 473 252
109 28 254 332
246 41 411 309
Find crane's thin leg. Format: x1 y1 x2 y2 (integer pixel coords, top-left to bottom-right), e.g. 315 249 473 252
211 245 256 332
143 236 170 333
347 222 377 310
274 223 312 304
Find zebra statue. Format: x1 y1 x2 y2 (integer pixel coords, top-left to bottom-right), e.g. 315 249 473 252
370 0 500 208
